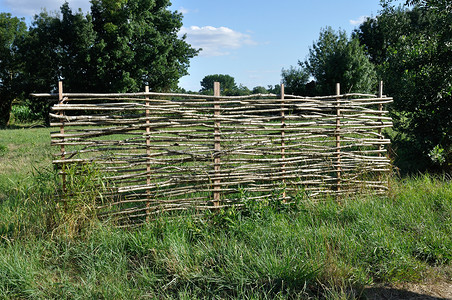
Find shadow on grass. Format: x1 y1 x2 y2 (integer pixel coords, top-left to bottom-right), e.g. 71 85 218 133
2 123 47 130
364 285 451 300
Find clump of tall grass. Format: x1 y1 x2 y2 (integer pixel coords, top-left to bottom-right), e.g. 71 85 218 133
0 167 59 241
54 163 112 238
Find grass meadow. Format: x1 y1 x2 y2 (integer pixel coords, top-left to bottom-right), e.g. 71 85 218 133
0 125 451 299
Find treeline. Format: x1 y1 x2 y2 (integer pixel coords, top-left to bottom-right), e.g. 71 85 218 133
279 0 452 173
0 0 199 126
198 1 452 173
189 74 281 96
1 0 450 173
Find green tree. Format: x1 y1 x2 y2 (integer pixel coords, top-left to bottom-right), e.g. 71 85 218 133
303 27 377 95
267 84 281 95
0 13 27 126
356 3 452 172
18 0 198 124
252 86 268 94
19 3 96 123
234 84 251 96
200 74 237 95
281 66 310 96
90 0 198 92
405 0 452 11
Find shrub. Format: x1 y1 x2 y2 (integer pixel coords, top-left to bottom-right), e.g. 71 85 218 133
10 104 39 123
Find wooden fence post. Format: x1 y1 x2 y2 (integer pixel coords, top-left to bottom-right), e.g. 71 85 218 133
145 85 152 220
378 81 384 158
335 83 341 194
58 81 66 194
377 81 385 189
213 82 221 207
280 84 286 201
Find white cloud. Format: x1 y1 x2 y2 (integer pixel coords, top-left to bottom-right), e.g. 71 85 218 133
178 7 198 15
3 0 91 16
349 15 369 26
179 7 190 14
179 26 256 57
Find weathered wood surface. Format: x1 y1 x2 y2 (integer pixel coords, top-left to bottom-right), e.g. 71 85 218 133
36 83 394 226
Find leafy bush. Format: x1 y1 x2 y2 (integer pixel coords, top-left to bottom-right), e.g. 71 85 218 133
10 104 40 123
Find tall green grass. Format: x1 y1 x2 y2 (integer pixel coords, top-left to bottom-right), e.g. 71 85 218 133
0 127 53 193
0 170 451 299
1 127 451 298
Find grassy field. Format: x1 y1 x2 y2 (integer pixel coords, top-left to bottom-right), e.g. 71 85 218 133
0 126 451 299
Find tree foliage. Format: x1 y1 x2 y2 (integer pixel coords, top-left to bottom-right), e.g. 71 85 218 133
404 0 452 11
281 66 310 96
0 13 26 126
302 27 377 95
89 0 198 92
199 74 261 96
252 86 268 94
356 3 452 172
18 4 97 123
200 74 237 95
1 0 199 124
23 0 198 94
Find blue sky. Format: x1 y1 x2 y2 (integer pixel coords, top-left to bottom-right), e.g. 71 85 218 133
0 0 404 91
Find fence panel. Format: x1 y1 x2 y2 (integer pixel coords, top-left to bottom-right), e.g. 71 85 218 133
33 82 393 226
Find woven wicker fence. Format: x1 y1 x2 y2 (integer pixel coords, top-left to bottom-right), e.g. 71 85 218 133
33 82 393 226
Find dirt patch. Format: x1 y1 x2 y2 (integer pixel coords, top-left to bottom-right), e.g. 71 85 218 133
364 281 452 299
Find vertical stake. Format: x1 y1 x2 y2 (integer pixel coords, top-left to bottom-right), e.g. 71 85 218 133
58 81 66 194
378 81 384 157
213 82 221 207
280 84 286 201
377 81 384 188
145 86 152 221
336 83 341 195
